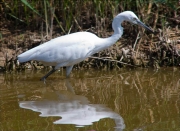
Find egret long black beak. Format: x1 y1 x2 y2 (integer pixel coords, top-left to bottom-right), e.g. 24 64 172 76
137 20 154 34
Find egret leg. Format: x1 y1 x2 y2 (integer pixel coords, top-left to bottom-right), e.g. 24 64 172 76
65 78 75 94
40 67 56 81
66 66 73 77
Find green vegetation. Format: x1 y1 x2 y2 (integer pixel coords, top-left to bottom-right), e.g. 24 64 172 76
1 0 179 33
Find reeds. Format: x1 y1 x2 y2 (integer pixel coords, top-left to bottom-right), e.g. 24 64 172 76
2 0 179 29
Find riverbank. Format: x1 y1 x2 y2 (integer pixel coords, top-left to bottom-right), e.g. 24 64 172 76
0 25 179 72
0 1 180 71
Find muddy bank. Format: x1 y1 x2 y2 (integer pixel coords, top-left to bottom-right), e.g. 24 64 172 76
0 25 180 72
0 1 180 71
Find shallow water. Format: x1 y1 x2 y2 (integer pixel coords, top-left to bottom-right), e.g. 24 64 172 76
0 68 180 131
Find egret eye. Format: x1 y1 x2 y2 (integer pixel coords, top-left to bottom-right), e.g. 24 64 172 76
132 17 137 21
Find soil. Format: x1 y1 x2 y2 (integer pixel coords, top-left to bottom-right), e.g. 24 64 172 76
0 18 180 72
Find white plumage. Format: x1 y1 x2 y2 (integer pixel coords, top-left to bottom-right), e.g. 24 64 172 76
18 11 154 80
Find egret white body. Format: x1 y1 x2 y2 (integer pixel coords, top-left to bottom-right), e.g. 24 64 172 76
18 11 154 80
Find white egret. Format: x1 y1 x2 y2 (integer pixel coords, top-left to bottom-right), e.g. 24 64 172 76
18 11 154 81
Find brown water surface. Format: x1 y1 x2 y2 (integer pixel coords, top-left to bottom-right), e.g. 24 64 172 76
0 68 180 131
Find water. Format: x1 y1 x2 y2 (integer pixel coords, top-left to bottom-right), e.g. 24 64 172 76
0 68 180 131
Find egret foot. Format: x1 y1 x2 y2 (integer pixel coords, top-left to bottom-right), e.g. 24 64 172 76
40 77 46 81
40 77 46 84
40 67 56 82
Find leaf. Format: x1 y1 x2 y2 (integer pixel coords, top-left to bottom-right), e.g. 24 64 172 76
8 13 24 22
21 0 41 16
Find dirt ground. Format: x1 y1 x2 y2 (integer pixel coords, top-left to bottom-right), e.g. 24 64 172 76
0 21 180 72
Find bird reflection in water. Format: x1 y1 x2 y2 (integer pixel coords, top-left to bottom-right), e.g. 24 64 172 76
19 79 125 130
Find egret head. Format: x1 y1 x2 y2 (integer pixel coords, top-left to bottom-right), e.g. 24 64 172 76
119 11 154 33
